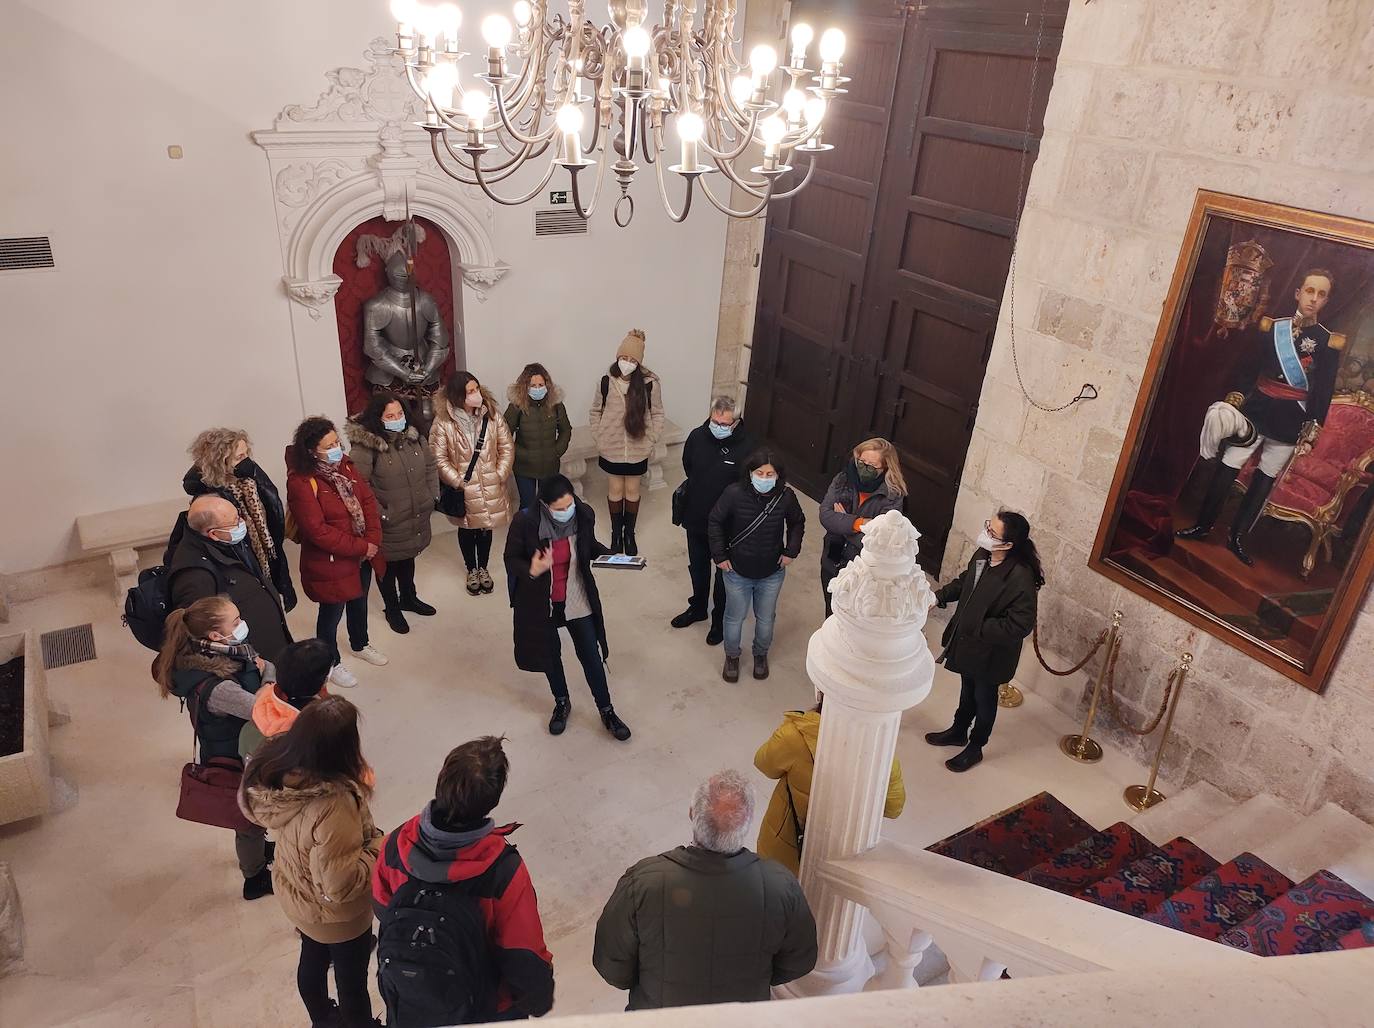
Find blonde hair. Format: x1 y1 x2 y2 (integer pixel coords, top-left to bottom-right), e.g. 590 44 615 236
507 362 559 415
154 596 238 698
189 428 251 489
853 438 907 496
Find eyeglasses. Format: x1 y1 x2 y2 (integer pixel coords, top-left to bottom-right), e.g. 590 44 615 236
984 519 1005 543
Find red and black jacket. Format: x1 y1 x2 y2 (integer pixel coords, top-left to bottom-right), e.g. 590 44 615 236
372 816 554 1020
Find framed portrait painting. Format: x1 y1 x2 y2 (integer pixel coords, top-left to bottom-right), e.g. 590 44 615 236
1092 191 1374 692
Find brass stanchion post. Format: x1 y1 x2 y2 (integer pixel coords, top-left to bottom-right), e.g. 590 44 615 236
1058 609 1123 764
997 682 1024 708
1124 652 1192 812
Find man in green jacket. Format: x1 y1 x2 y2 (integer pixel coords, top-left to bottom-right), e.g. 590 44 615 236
592 770 818 1009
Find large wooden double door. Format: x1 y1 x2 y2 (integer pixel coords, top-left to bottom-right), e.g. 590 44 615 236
746 0 1066 571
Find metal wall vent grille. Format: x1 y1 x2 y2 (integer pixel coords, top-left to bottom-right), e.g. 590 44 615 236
40 624 96 669
535 209 588 237
0 236 55 271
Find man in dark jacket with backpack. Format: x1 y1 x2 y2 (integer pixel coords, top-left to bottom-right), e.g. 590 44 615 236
670 395 754 645
373 736 554 1025
166 496 292 662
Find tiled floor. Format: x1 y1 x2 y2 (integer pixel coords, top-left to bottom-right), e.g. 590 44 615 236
0 480 1172 1026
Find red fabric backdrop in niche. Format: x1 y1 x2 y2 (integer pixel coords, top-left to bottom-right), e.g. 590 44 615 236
331 215 458 417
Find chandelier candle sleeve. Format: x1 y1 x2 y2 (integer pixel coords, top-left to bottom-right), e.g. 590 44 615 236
557 104 584 163
789 22 813 68
819 28 845 90
482 14 511 75
677 111 703 170
438 2 461 52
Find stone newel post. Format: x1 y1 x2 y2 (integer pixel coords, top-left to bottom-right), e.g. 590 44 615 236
782 511 935 997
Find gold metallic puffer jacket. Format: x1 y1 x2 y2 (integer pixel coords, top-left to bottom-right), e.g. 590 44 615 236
429 389 516 530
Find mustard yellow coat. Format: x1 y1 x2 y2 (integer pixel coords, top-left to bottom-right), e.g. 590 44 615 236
753 710 905 876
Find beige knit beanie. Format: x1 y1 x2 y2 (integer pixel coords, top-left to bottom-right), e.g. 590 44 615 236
617 328 646 364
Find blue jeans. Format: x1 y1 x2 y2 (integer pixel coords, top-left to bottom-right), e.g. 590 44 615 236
722 566 786 659
516 475 540 512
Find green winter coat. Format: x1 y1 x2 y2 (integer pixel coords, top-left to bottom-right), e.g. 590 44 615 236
344 420 439 561
503 388 572 480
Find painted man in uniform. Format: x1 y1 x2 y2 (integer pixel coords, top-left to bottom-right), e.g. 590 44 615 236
1177 268 1345 565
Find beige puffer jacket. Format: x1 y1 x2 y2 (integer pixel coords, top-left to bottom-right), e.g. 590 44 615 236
242 775 382 944
430 389 515 530
590 369 665 465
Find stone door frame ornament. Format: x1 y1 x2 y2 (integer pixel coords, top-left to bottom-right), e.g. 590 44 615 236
252 38 510 420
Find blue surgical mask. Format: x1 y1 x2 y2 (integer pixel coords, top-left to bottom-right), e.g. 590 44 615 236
529 386 548 401
709 421 734 440
224 520 248 545
325 445 344 464
228 619 249 644
751 474 777 494
383 417 406 433
550 503 576 523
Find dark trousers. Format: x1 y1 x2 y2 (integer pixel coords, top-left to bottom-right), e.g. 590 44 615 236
516 475 539 512
953 674 1000 747
458 528 493 570
297 928 374 1027
821 564 838 619
544 602 612 709
316 583 369 666
685 527 726 626
373 556 417 610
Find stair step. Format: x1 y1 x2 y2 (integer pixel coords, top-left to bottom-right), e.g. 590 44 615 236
925 792 1096 878
1257 803 1374 897
1144 852 1294 941
1080 837 1220 917
1128 781 1237 846
1191 795 1303 861
1017 822 1156 897
1219 870 1374 956
1332 920 1374 951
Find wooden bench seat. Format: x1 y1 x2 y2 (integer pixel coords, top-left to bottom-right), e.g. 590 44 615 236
75 497 185 598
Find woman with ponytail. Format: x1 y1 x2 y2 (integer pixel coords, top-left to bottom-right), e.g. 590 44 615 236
925 510 1042 773
589 329 664 555
156 595 276 900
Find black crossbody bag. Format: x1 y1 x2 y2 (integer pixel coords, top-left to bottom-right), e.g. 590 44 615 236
727 492 782 553
436 415 489 518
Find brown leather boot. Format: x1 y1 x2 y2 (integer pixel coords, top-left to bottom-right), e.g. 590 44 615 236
753 653 770 680
722 655 740 683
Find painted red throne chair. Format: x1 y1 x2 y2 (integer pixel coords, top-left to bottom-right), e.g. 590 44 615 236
1238 391 1374 577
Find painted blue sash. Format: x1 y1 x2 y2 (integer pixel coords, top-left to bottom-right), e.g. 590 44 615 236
1272 318 1308 411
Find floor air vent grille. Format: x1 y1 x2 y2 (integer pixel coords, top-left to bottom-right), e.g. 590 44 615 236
41 624 97 669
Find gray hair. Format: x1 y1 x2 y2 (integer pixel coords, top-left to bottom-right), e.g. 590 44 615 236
690 770 755 854
709 395 737 416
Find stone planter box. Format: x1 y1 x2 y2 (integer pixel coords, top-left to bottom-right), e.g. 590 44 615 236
0 632 50 825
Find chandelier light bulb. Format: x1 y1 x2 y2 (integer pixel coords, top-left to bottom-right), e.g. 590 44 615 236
556 104 584 133
513 0 532 27
759 114 786 145
789 22 813 58
482 13 513 47
804 95 826 125
749 44 778 79
782 88 805 117
425 62 459 106
621 26 651 59
676 111 704 141
437 3 461 37
730 74 753 105
462 87 489 123
391 0 419 24
819 27 846 63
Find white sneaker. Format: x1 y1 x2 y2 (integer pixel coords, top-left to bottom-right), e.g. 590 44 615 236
329 663 359 689
352 644 389 667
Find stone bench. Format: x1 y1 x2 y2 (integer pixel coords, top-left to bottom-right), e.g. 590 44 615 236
75 497 185 599
562 418 686 497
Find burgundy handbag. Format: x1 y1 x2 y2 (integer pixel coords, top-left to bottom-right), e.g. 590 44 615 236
176 679 259 834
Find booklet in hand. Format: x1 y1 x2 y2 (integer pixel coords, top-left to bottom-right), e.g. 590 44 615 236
592 554 647 570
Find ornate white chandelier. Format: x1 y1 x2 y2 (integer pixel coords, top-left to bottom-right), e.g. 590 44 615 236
385 0 848 226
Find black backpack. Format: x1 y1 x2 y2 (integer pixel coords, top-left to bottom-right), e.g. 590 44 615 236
377 835 520 1028
123 565 174 651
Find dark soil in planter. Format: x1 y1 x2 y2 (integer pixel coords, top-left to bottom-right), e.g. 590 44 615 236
0 656 22 757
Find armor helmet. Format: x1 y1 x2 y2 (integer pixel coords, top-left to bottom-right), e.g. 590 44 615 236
385 251 412 291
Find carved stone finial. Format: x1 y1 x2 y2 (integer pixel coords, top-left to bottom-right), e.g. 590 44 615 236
830 511 934 626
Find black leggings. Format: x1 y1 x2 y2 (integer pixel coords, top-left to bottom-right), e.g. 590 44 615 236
458 528 493 570
377 556 417 609
297 928 374 1027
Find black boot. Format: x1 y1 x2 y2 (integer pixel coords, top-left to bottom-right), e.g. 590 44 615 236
242 866 273 901
384 607 410 634
1227 472 1274 567
925 725 969 747
549 698 571 736
600 705 632 741
705 609 724 647
945 743 984 772
1176 460 1241 539
623 512 639 556
671 606 708 629
610 513 626 554
400 594 437 616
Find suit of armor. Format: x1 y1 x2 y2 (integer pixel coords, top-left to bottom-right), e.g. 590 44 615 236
362 253 450 391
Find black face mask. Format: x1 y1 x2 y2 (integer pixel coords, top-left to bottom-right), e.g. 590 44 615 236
854 461 884 489
233 457 258 480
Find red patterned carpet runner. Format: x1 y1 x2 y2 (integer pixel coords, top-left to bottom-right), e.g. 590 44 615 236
1143 852 1294 940
1218 870 1374 956
1080 837 1219 916
924 792 1094 877
1017 822 1155 896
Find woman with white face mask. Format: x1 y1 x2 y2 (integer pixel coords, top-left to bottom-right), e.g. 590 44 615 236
589 329 665 556
155 595 276 901
925 510 1043 773
504 474 632 742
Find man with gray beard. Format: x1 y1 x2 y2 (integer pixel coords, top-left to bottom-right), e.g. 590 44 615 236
592 770 817 1010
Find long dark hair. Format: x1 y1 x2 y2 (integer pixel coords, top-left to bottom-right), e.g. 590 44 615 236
446 370 490 416
744 448 787 489
607 360 651 440
241 695 371 795
290 416 336 472
997 510 1044 589
356 390 412 439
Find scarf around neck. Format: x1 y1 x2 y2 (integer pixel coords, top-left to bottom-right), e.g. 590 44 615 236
226 476 277 574
313 458 366 537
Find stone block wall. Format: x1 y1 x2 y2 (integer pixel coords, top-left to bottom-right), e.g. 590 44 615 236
948 0 1374 817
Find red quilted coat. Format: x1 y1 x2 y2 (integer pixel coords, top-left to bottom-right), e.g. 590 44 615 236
285 447 382 605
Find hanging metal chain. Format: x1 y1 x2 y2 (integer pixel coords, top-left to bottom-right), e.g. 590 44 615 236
1103 654 1179 737
1032 623 1108 677
1004 0 1097 414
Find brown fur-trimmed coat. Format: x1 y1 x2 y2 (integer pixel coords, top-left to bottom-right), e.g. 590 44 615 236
344 419 439 561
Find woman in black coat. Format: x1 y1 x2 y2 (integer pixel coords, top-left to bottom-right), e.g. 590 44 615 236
818 437 908 618
504 474 631 742
708 450 805 685
925 510 1042 773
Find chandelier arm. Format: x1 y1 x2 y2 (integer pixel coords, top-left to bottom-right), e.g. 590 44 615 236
710 156 772 197
700 108 760 161
427 131 481 186
492 81 562 146
438 126 550 178
471 151 560 205
652 151 696 223
698 172 775 218
569 138 611 219
765 154 818 200
640 107 660 165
